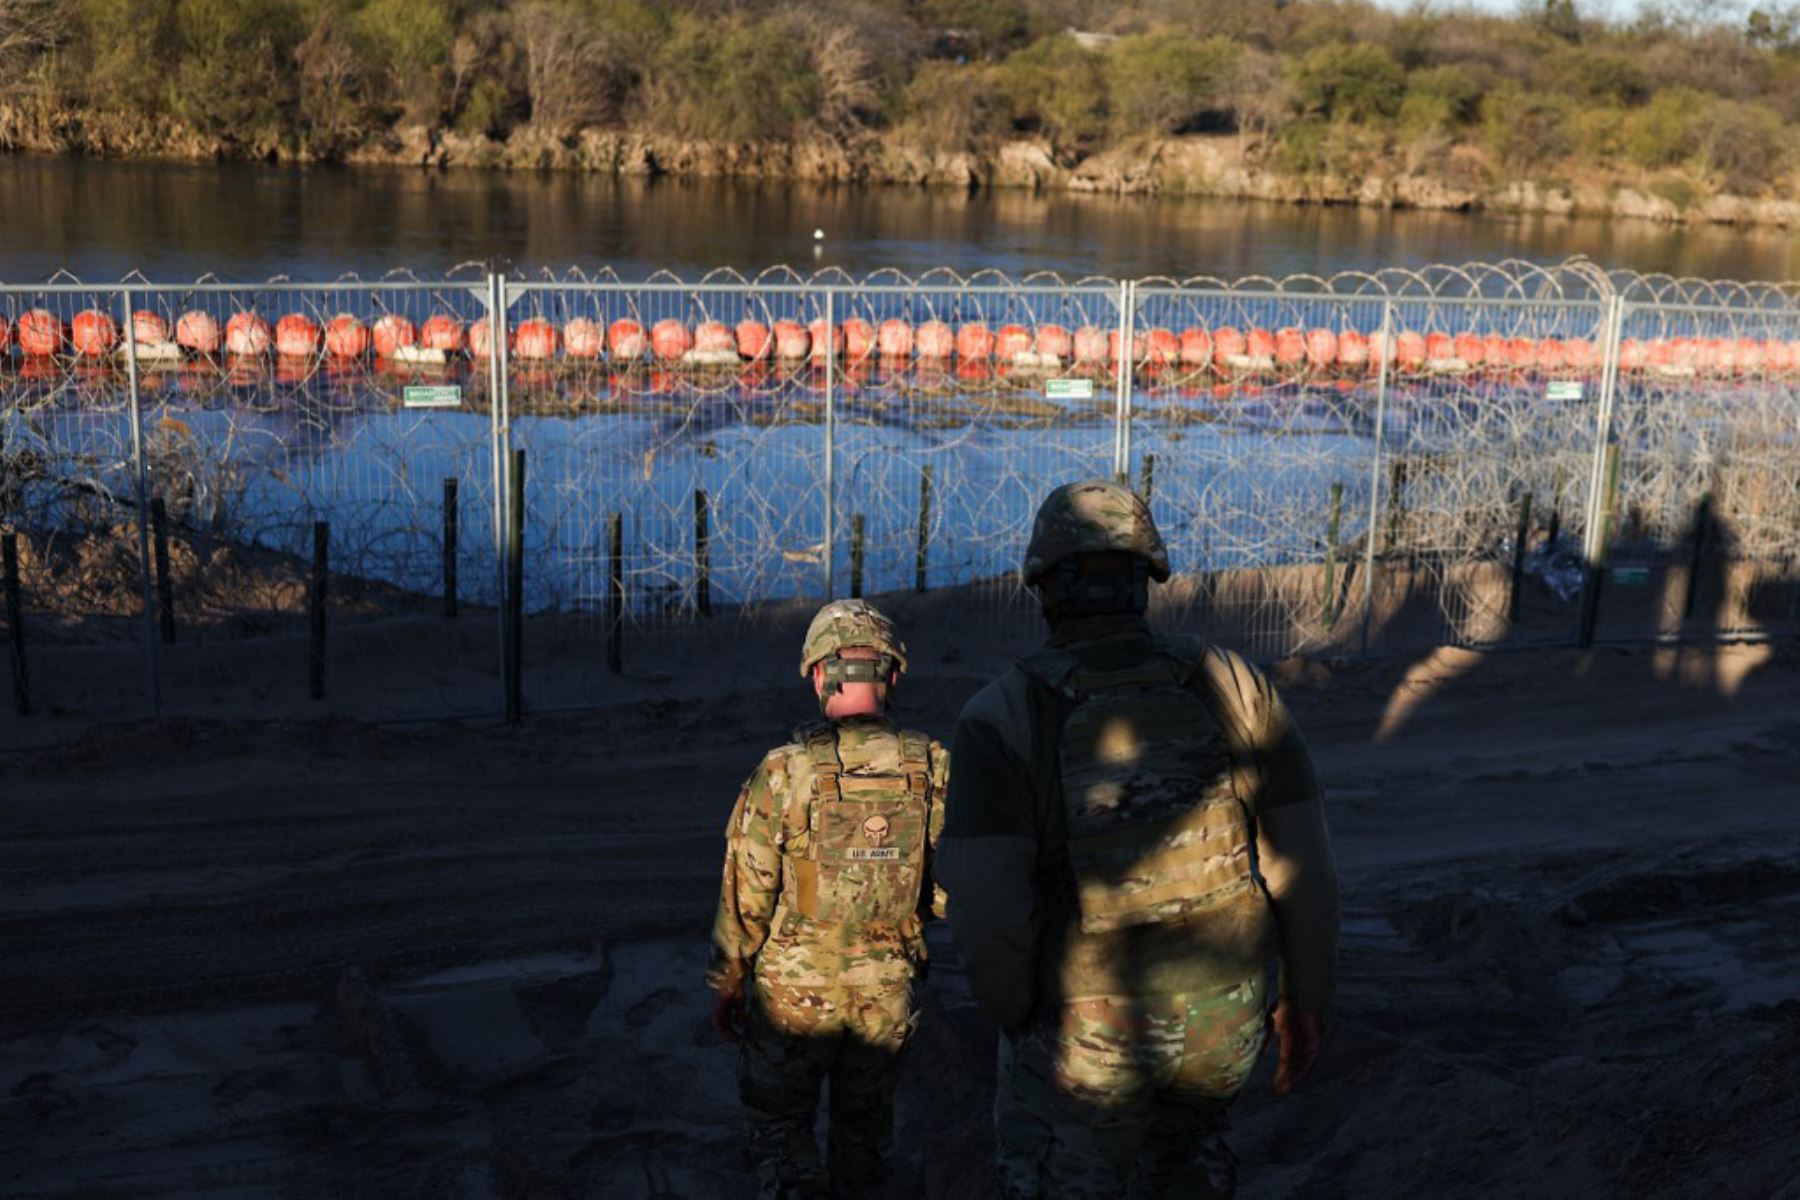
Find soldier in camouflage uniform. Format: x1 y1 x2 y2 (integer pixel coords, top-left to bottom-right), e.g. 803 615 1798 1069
707 599 950 1199
938 479 1341 1199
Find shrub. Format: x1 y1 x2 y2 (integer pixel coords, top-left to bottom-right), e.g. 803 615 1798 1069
75 0 172 112
1482 82 1573 171
1622 87 1708 169
1694 100 1789 192
994 34 1107 152
917 0 1044 59
900 60 1009 146
648 14 820 142
170 0 300 141
1291 42 1406 123
355 0 456 119
1105 33 1240 135
1403 65 1484 130
1547 47 1649 105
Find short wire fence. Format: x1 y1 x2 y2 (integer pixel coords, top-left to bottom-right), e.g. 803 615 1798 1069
2 260 1795 725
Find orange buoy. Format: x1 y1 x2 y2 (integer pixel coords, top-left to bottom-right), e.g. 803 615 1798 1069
1480 333 1508 367
1106 329 1147 364
226 312 272 356
421 314 464 352
773 320 811 360
878 319 915 358
1273 328 1305 368
736 320 772 361
324 315 368 359
372 314 416 358
17 309 65 357
916 321 954 359
565 318 605 359
1424 332 1454 364
1534 338 1566 372
1143 328 1178 365
1035 324 1073 360
276 314 320 357
608 319 647 360
694 320 736 356
469 319 495 359
1066 326 1105 364
957 324 995 360
841 318 876 361
1564 338 1598 372
1303 328 1337 369
1210 326 1245 367
1395 331 1427 371
514 318 562 361
1702 337 1732 373
1453 331 1484 366
1734 337 1763 373
996 324 1032 359
1337 329 1369 369
1177 328 1211 366
132 311 170 345
1618 338 1647 371
71 310 119 357
1502 337 1534 370
807 318 843 362
1763 340 1791 372
651 319 692 362
176 310 220 355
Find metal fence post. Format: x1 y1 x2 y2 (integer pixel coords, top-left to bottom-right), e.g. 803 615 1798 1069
823 288 836 599
1114 281 1135 482
121 288 162 717
1577 296 1625 647
1359 301 1392 656
488 273 512 717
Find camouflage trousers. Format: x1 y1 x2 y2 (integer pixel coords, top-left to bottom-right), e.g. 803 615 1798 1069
993 975 1267 1200
739 936 918 1199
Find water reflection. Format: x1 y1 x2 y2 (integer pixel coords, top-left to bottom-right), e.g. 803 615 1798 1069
4 155 1800 283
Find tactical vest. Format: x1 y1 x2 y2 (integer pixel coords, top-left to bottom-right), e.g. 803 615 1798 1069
776 723 933 929
1022 639 1262 937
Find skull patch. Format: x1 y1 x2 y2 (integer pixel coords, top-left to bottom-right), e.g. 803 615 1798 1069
861 813 891 848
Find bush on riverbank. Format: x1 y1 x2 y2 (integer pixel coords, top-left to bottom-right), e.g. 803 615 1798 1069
6 0 1800 204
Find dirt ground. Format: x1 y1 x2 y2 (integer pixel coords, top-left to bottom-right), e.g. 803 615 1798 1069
2 633 1798 1199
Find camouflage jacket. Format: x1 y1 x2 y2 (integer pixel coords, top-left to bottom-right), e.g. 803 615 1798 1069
937 615 1339 1029
706 716 950 995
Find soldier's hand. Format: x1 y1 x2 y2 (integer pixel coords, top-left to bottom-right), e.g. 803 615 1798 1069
710 988 748 1043
1270 1001 1322 1096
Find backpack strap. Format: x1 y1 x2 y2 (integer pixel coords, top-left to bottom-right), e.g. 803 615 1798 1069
1182 646 1267 809
804 724 844 806
898 729 932 805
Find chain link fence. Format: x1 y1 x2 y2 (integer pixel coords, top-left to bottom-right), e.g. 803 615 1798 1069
2 261 1795 729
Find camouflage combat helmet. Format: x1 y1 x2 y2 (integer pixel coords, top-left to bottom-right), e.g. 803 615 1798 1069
800 599 909 677
1023 478 1170 585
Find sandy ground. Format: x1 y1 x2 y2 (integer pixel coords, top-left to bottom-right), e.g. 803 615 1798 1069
2 633 1798 1199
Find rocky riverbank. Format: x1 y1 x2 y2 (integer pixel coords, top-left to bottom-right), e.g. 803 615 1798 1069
7 103 1799 231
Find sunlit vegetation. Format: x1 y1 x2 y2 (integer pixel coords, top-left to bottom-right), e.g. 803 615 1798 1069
4 0 1800 198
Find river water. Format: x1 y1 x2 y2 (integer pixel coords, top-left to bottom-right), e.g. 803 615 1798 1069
4 154 1800 283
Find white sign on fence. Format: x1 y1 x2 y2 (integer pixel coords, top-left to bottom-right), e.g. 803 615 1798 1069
1545 380 1584 401
1045 378 1095 400
403 385 463 409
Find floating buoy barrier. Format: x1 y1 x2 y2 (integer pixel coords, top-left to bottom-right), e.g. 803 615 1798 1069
276 314 320 357
608 319 647 360
842 318 876 361
564 317 604 359
514 318 562 361
650 318 691 362
325 315 369 359
917 320 955 358
997 324 1032 359
736 320 771 361
18 309 65 356
469 318 495 359
132 311 170 346
71 309 118 357
957 323 995 360
372 314 416 358
694 321 735 356
807 318 843 362
1034 324 1072 361
421 314 464 352
225 312 271 356
878 319 914 358
176 310 220 355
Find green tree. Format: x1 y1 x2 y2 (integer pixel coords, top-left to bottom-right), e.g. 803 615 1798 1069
1482 81 1573 170
170 0 300 141
994 34 1108 152
1105 32 1241 135
1290 42 1406 123
648 13 819 141
1623 87 1708 168
76 0 173 112
356 0 455 120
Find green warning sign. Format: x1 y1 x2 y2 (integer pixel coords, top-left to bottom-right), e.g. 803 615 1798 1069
1610 565 1650 586
403 385 463 409
1045 378 1095 400
1545 380 1584 401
